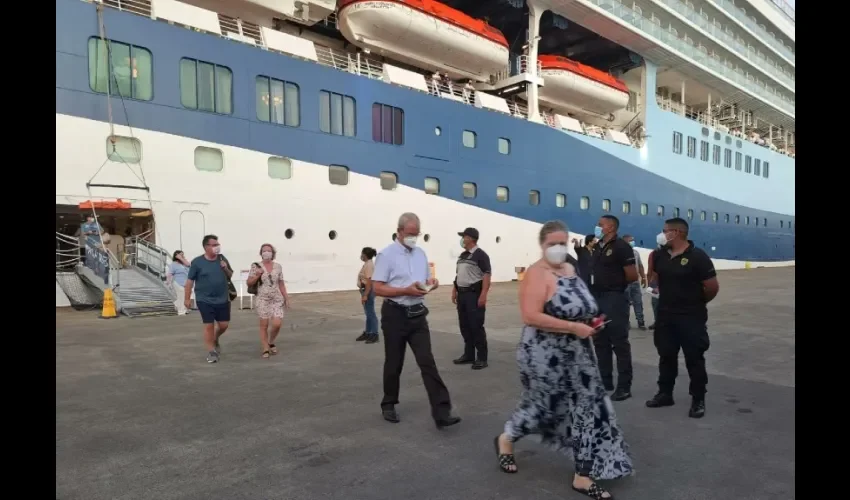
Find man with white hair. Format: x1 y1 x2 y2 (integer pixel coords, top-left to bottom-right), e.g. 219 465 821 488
372 212 461 429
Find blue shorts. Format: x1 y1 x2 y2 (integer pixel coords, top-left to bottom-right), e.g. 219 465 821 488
197 301 231 324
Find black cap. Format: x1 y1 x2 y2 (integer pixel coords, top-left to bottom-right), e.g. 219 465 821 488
458 227 480 241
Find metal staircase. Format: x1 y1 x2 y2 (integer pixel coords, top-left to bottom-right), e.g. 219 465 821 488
55 232 178 318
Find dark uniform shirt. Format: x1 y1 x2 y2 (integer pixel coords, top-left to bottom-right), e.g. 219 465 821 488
574 245 594 283
454 247 491 288
590 236 636 293
651 241 716 320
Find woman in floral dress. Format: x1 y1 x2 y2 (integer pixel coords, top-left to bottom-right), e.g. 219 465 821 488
246 243 290 359
494 220 633 500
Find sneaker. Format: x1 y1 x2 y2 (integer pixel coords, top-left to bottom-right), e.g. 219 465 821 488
214 340 221 353
637 322 647 331
365 334 380 344
356 332 368 342
689 398 706 418
645 392 675 408
206 350 220 363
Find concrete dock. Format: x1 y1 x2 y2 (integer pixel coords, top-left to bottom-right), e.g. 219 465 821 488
56 267 795 500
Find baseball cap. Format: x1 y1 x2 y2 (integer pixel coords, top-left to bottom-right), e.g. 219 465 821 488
458 227 480 241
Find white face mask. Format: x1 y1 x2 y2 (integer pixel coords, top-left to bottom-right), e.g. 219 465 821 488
212 246 221 255
656 232 668 247
544 244 569 265
261 251 273 261
403 236 417 248
460 238 466 249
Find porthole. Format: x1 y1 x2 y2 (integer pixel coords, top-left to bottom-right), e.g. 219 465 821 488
285 229 294 239
328 230 337 240
423 234 430 242
496 236 501 243
434 126 441 136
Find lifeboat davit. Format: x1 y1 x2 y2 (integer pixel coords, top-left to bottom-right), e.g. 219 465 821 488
537 55 630 117
337 0 510 82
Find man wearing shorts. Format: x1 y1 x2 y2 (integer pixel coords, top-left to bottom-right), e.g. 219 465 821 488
184 234 233 363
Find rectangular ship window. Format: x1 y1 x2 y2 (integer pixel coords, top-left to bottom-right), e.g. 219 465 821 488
712 145 721 165
256 76 300 127
180 58 232 114
754 159 761 176
763 162 770 178
602 199 611 212
106 135 142 163
320 91 356 137
463 182 477 199
380 171 398 190
268 156 292 180
424 177 440 194
496 186 509 202
580 197 590 210
88 38 153 101
672 132 683 154
329 165 349 185
463 130 477 148
498 137 511 155
529 190 540 206
672 207 680 217
700 141 709 162
687 137 696 158
372 103 404 145
735 152 742 170
640 203 648 215
744 155 752 173
194 146 223 172
724 149 732 168
622 201 630 214
555 193 566 208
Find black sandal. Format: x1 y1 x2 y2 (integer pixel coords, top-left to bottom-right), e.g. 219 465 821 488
572 482 613 499
493 435 517 473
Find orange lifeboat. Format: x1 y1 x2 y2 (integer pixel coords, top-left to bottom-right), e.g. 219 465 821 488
536 55 631 117
78 199 132 210
337 0 510 82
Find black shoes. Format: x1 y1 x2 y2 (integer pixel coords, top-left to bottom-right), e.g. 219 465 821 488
689 398 706 419
648 323 656 330
435 415 462 429
382 407 400 423
365 334 379 344
356 332 368 341
471 360 488 370
645 392 675 408
453 356 474 365
637 322 647 331
611 388 632 401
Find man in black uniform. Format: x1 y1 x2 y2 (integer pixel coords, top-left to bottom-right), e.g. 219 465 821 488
590 215 638 401
452 227 492 370
645 218 719 419
571 234 597 283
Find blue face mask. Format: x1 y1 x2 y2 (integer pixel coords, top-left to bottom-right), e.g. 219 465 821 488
628 241 635 248
594 226 604 239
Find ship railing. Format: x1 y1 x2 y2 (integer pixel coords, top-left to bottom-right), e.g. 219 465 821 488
426 79 475 105
587 0 794 115
707 0 795 61
314 46 384 81
657 0 794 87
100 0 152 16
517 55 542 76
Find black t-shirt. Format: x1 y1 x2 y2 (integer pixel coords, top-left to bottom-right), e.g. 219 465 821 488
652 241 716 320
590 236 636 293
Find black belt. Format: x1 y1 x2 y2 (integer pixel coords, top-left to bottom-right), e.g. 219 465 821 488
456 283 482 293
385 300 429 319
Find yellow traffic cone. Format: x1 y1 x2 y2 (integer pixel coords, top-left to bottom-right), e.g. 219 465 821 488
100 288 118 319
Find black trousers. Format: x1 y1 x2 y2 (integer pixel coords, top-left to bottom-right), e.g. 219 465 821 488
380 301 452 420
592 291 633 391
654 314 710 397
456 290 487 361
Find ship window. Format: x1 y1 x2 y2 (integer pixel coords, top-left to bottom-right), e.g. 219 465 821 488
763 162 769 178
687 137 696 158
496 186 510 202
640 203 648 215
700 141 709 162
372 103 404 145
780 220 784 228
657 205 665 216
724 149 732 168
712 212 718 222
734 215 740 224
463 130 477 148
712 145 721 165
745 215 750 225
498 138 511 155
555 193 566 208
424 177 440 194
320 91 356 137
463 182 477 199
744 155 752 173
329 165 349 185
380 171 398 190
529 190 540 206
714 132 721 140
268 156 292 180
687 209 694 220
735 152 742 170
701 127 709 136
256 76 300 127
622 201 630 214
725 214 730 223
672 132 683 154
755 217 760 226
180 58 232 114
434 127 442 136
106 135 142 163
700 211 706 221
753 159 761 176
194 146 223 172
736 140 742 148
602 199 611 212
88 38 153 101
725 136 732 145
672 207 680 218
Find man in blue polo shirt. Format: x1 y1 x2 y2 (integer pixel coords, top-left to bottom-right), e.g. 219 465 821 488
184 234 233 364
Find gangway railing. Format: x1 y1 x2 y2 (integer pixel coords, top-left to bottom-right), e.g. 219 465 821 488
125 235 169 282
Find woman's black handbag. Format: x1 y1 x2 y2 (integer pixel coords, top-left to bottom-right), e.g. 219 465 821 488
247 263 262 295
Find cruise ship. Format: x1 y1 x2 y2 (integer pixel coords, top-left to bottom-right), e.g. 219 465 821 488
55 0 795 312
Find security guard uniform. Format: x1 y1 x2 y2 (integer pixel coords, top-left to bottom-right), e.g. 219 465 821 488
590 235 636 396
452 227 491 369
